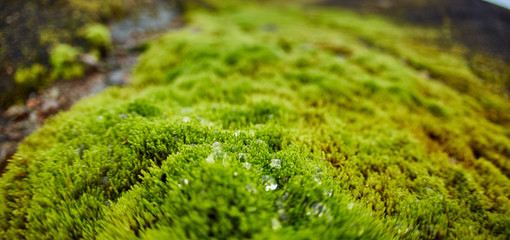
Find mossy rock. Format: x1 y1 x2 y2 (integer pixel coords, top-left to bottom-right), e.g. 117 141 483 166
1 1 509 239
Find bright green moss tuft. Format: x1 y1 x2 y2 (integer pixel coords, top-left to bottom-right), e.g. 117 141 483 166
49 43 84 80
1 1 509 239
79 24 112 52
14 64 47 85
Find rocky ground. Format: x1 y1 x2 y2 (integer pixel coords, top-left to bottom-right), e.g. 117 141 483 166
0 0 183 175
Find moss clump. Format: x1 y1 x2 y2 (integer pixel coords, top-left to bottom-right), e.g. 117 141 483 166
79 24 112 54
1 1 509 239
14 64 47 86
49 44 84 80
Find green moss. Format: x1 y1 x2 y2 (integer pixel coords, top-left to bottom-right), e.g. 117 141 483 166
49 44 84 80
79 24 112 52
1 1 509 239
14 64 47 86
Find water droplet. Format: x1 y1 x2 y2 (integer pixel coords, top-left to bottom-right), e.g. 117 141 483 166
311 203 327 217
118 113 127 119
180 179 189 185
183 116 190 123
206 150 228 164
255 139 264 145
237 153 248 162
245 184 257 193
101 176 110 187
270 159 282 170
315 167 321 173
234 130 241 137
211 142 222 150
243 162 252 169
271 218 281 230
76 145 86 158
181 107 192 114
347 203 354 210
278 209 289 223
276 197 285 209
261 175 277 191
324 189 333 197
268 114 273 119
234 172 238 176
97 115 104 120
282 192 289 200
313 174 322 184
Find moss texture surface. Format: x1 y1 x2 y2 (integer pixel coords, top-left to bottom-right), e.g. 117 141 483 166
1 1 509 239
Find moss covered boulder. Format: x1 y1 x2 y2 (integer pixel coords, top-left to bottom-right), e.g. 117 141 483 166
1 1 509 239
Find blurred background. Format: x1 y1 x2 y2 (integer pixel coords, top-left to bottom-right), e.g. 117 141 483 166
323 0 510 62
0 0 509 172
